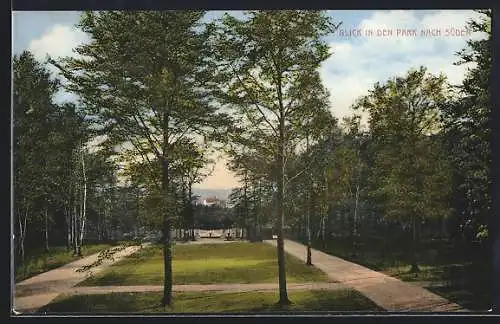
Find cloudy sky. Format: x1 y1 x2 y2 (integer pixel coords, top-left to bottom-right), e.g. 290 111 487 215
12 10 485 190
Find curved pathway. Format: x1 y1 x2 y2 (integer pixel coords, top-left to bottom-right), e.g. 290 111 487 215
13 239 247 314
13 245 142 314
265 239 467 312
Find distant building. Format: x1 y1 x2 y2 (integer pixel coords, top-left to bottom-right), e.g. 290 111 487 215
196 196 227 208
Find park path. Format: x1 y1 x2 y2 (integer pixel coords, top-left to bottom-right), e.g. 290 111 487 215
13 245 142 314
265 239 467 312
47 282 346 296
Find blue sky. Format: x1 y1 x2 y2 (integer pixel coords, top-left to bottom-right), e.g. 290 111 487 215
12 10 487 189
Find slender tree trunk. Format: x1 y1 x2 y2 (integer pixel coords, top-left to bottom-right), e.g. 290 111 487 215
189 182 195 241
276 113 290 305
322 208 328 250
67 174 73 251
319 215 325 240
162 109 173 306
97 209 102 242
18 207 28 263
70 205 74 251
73 203 78 256
323 173 330 250
65 205 71 251
306 189 312 265
410 214 420 272
306 135 312 265
352 184 360 257
257 180 262 241
44 208 49 252
78 150 87 256
306 209 312 265
162 157 173 306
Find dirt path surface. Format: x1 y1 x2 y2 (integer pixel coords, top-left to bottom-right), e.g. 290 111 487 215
265 239 467 312
54 282 346 296
13 245 142 314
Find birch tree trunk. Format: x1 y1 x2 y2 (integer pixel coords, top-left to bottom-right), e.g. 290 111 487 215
78 149 87 256
44 208 49 252
306 135 312 265
66 205 71 251
73 203 78 256
18 206 28 263
188 182 195 241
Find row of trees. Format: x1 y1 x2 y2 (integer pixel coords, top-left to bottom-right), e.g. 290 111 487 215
46 10 342 306
225 8 492 300
13 51 128 262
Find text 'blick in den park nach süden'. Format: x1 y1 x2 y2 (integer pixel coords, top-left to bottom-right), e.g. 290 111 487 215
335 27 471 38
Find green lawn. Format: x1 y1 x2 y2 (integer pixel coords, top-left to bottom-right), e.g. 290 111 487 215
79 242 331 286
15 244 114 282
309 237 492 311
40 289 383 313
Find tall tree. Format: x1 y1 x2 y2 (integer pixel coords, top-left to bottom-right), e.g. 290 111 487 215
51 11 228 305
353 66 453 272
442 10 492 244
210 10 338 304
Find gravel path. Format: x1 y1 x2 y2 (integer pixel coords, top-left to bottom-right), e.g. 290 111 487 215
264 239 468 312
54 282 346 296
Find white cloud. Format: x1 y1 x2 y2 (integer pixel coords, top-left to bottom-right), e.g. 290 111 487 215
320 10 485 123
28 25 89 103
28 24 89 62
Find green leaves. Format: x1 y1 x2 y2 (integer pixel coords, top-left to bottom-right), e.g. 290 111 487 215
442 10 491 242
213 10 339 176
354 67 453 224
52 12 229 217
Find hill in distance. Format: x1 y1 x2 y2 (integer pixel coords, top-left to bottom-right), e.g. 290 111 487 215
191 187 234 201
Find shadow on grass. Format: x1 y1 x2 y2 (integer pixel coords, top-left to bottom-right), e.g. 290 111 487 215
39 290 384 314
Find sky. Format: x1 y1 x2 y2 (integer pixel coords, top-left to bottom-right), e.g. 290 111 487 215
12 10 486 190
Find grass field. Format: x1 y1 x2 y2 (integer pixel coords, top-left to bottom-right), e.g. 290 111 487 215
79 242 331 286
40 289 383 313
15 244 114 282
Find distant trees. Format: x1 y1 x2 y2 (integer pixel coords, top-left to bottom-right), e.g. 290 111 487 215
283 11 492 279
14 51 60 261
14 52 85 260
13 51 124 265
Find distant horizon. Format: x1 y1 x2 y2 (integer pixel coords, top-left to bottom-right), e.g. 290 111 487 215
191 187 235 200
